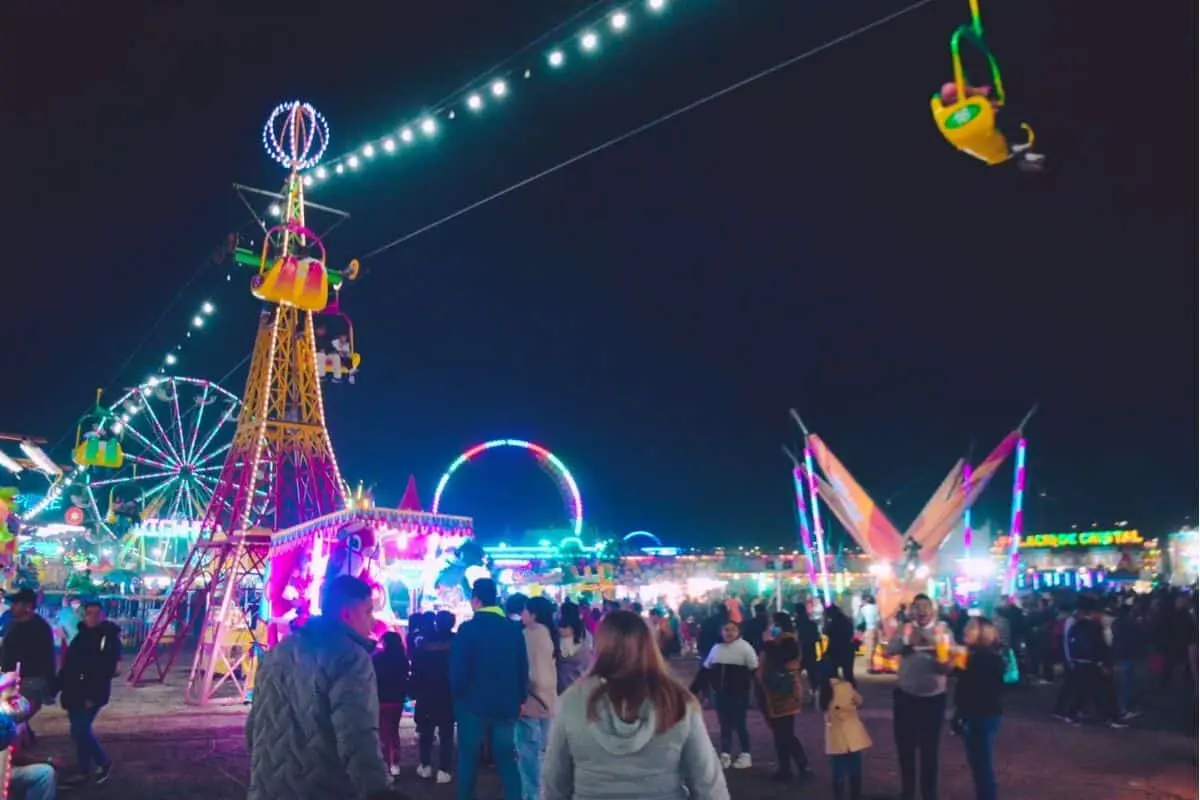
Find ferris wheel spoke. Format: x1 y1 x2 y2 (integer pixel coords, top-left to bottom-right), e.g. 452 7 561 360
186 382 212 463
137 396 183 466
190 403 239 467
169 379 190 466
194 442 232 469
99 468 181 489
122 418 177 471
124 452 174 472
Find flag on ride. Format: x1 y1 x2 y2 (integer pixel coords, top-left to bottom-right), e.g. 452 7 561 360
914 430 1022 557
806 435 904 562
905 458 966 549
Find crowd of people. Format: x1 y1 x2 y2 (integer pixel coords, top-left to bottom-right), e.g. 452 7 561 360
243 573 1197 800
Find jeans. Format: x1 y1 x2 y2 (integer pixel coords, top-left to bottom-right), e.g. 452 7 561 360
379 703 404 767
68 706 109 774
768 714 808 775
893 689 946 800
961 716 1000 800
456 711 522 800
714 691 750 755
515 717 552 800
1115 659 1134 714
11 764 56 800
830 751 863 799
418 717 455 771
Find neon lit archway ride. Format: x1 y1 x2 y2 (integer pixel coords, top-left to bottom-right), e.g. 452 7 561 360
431 439 583 537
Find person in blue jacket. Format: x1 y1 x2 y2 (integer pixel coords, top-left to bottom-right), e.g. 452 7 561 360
451 578 528 800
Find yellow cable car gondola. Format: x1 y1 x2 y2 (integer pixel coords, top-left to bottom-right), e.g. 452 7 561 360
252 221 330 312
930 0 1043 169
72 390 124 469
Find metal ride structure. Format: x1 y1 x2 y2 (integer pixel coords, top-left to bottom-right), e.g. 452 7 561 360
129 101 355 704
61 377 240 566
430 439 585 537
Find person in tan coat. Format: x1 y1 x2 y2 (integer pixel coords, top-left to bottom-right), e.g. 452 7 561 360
820 675 872 800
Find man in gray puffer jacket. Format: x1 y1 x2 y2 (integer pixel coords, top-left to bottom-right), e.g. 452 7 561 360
247 575 400 800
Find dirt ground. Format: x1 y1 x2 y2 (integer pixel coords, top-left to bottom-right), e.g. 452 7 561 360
20 660 1198 799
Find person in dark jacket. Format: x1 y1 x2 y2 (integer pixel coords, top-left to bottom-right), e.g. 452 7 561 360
412 610 456 783
58 599 121 786
247 575 400 800
954 618 1005 800
373 631 409 777
451 579 526 800
0 588 55 744
823 605 857 686
793 602 821 700
743 604 769 653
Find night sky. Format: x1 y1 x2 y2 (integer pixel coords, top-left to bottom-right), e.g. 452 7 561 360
3 0 1194 547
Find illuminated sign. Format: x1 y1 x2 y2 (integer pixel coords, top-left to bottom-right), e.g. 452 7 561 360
999 529 1143 550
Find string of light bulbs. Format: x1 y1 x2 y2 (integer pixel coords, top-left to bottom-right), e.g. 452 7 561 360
291 0 674 194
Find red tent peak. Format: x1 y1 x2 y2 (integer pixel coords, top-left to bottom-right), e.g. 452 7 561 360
398 475 423 512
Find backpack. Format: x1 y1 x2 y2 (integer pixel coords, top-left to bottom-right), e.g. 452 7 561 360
1066 617 1102 663
763 666 795 696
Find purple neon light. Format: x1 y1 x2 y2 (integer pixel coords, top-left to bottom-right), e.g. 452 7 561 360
790 467 819 588
962 463 973 549
803 445 832 605
1004 438 1027 594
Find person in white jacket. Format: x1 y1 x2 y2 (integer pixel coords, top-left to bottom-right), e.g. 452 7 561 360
704 621 759 769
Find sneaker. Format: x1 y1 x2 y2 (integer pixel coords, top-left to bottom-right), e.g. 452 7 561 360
416 764 433 779
389 763 401 777
95 762 113 785
1119 710 1142 721
719 753 732 770
1109 720 1129 729
436 770 452 784
733 753 752 769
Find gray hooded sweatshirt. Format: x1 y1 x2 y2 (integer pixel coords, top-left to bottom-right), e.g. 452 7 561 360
541 676 730 800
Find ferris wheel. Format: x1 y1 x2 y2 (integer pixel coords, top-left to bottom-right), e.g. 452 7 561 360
64 376 240 553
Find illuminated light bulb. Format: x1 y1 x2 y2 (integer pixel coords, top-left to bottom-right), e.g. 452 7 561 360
335 164 344 174
192 315 204 327
648 0 666 10
420 117 437 136
165 353 178 366
363 144 375 157
548 50 565 67
400 127 414 143
448 110 456 120
348 155 360 169
302 175 313 186
611 11 629 30
490 79 507 97
202 301 214 314
382 138 395 152
580 31 599 51
316 166 328 179
268 203 281 217
467 93 483 111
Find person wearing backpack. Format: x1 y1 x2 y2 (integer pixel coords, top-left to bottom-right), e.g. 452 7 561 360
758 613 810 782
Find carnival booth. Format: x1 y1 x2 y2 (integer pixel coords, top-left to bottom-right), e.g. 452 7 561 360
265 506 474 644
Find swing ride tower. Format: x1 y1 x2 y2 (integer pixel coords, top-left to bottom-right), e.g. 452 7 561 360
128 102 348 704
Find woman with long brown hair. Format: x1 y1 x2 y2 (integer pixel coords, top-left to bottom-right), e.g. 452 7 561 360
541 610 729 800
